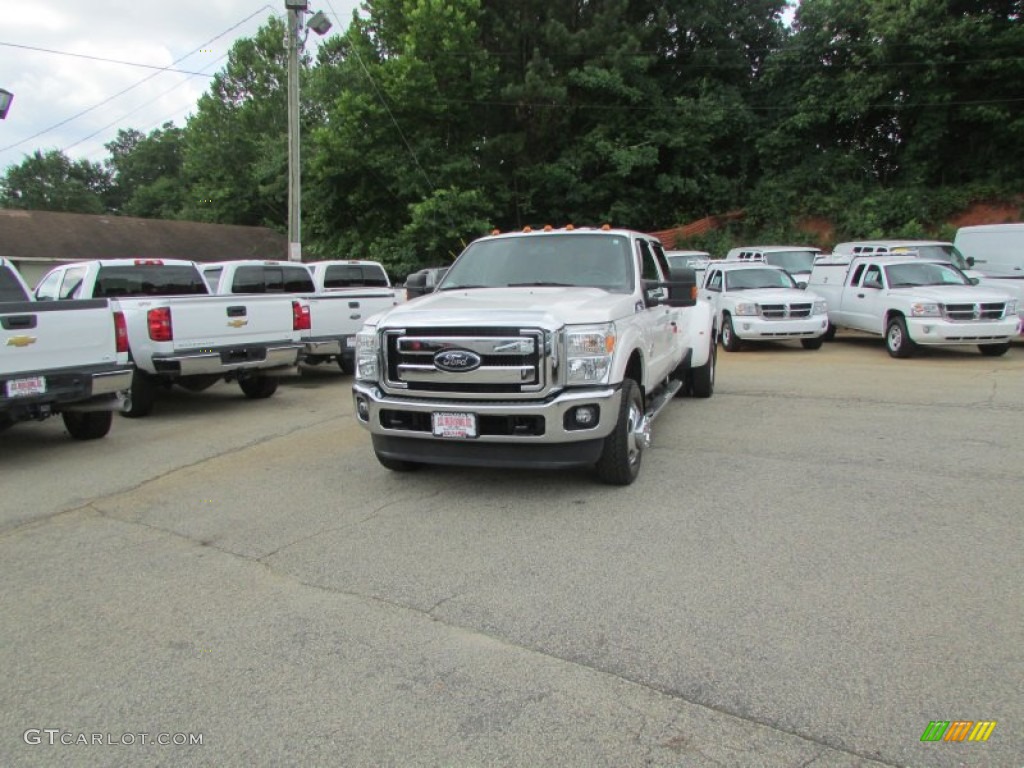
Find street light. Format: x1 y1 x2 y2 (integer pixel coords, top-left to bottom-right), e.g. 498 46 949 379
285 2 332 262
0 89 13 120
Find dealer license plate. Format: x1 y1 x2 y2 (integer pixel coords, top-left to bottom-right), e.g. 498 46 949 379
6 376 46 398
432 412 477 438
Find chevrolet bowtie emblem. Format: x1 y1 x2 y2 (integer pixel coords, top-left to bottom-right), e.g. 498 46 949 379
5 335 37 347
227 319 248 328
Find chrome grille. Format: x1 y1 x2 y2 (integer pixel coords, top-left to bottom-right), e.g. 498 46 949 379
383 327 549 396
943 302 1006 321
759 303 812 319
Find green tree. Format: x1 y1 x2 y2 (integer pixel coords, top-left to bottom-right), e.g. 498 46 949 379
0 149 110 213
105 123 186 218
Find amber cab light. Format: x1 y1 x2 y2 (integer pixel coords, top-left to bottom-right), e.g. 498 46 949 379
147 307 173 342
292 301 311 331
113 311 129 353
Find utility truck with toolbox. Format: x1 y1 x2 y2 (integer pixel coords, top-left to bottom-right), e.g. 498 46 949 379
200 259 398 373
35 259 308 416
808 254 1019 358
701 262 829 351
352 226 717 485
1 258 131 439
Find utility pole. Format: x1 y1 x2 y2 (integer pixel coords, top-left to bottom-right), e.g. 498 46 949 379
285 2 305 262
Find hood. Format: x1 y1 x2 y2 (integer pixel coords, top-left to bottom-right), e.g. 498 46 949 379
731 287 822 304
374 286 635 330
889 285 1016 303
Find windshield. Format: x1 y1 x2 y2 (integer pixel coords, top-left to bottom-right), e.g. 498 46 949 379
440 234 634 293
763 250 818 273
884 262 969 287
725 268 796 290
889 245 968 270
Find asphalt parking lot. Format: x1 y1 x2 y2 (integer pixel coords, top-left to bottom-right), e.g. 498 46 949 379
1 335 1021 768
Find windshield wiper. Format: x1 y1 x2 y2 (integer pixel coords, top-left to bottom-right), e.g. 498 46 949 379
507 282 574 287
438 284 488 290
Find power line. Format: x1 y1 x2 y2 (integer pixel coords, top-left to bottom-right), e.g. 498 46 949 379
0 5 274 155
0 41 211 76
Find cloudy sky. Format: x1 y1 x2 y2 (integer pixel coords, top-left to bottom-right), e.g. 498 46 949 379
0 0 361 173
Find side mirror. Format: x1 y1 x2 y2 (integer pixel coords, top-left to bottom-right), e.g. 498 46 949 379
969 277 980 286
796 281 808 290
664 267 698 308
404 273 427 297
966 256 976 267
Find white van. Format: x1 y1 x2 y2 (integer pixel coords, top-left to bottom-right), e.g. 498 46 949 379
724 245 820 284
954 224 1024 276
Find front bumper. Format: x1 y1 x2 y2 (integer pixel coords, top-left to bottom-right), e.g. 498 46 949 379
352 382 623 467
905 317 1020 345
732 316 828 340
150 343 302 376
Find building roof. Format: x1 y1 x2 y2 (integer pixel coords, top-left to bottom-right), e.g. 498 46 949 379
0 209 287 264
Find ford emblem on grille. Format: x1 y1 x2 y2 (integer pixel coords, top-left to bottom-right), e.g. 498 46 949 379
434 349 482 372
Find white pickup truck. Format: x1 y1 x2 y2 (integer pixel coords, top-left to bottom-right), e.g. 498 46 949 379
1 259 132 439
352 226 717 485
35 259 307 416
700 262 829 351
200 260 398 373
808 255 1020 358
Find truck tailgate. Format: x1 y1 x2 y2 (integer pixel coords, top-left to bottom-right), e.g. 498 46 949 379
1 300 119 374
128 295 299 350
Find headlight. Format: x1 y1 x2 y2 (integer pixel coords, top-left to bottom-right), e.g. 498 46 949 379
566 324 615 385
733 302 759 317
1005 300 1019 316
910 302 941 317
812 300 828 315
355 327 380 380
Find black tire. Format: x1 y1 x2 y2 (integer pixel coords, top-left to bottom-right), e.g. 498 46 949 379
238 376 279 399
885 315 915 358
62 411 113 440
721 314 742 352
801 337 824 350
375 452 422 472
338 357 355 375
978 342 1010 357
121 371 157 418
689 335 716 398
822 322 837 341
595 379 644 486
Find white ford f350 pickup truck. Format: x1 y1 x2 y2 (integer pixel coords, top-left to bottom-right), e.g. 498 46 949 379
35 259 308 416
700 262 829 351
1 259 131 439
808 255 1020 358
352 226 717 485
200 260 398 374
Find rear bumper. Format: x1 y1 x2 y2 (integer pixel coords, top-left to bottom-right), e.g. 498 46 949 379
732 316 828 339
1 364 133 419
906 317 1020 345
302 335 357 357
150 343 302 376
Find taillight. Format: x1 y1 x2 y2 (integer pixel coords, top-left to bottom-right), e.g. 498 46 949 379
292 301 311 331
147 307 173 341
113 310 129 353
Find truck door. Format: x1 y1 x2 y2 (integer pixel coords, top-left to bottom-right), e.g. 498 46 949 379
702 268 723 325
637 239 674 383
841 262 886 333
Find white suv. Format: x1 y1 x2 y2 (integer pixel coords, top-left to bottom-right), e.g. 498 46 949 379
701 262 829 351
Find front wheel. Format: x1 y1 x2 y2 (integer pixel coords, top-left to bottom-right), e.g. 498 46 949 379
978 342 1010 357
595 379 644 486
822 322 837 341
238 376 279 399
721 315 742 352
801 337 824 350
885 316 915 359
62 411 113 440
